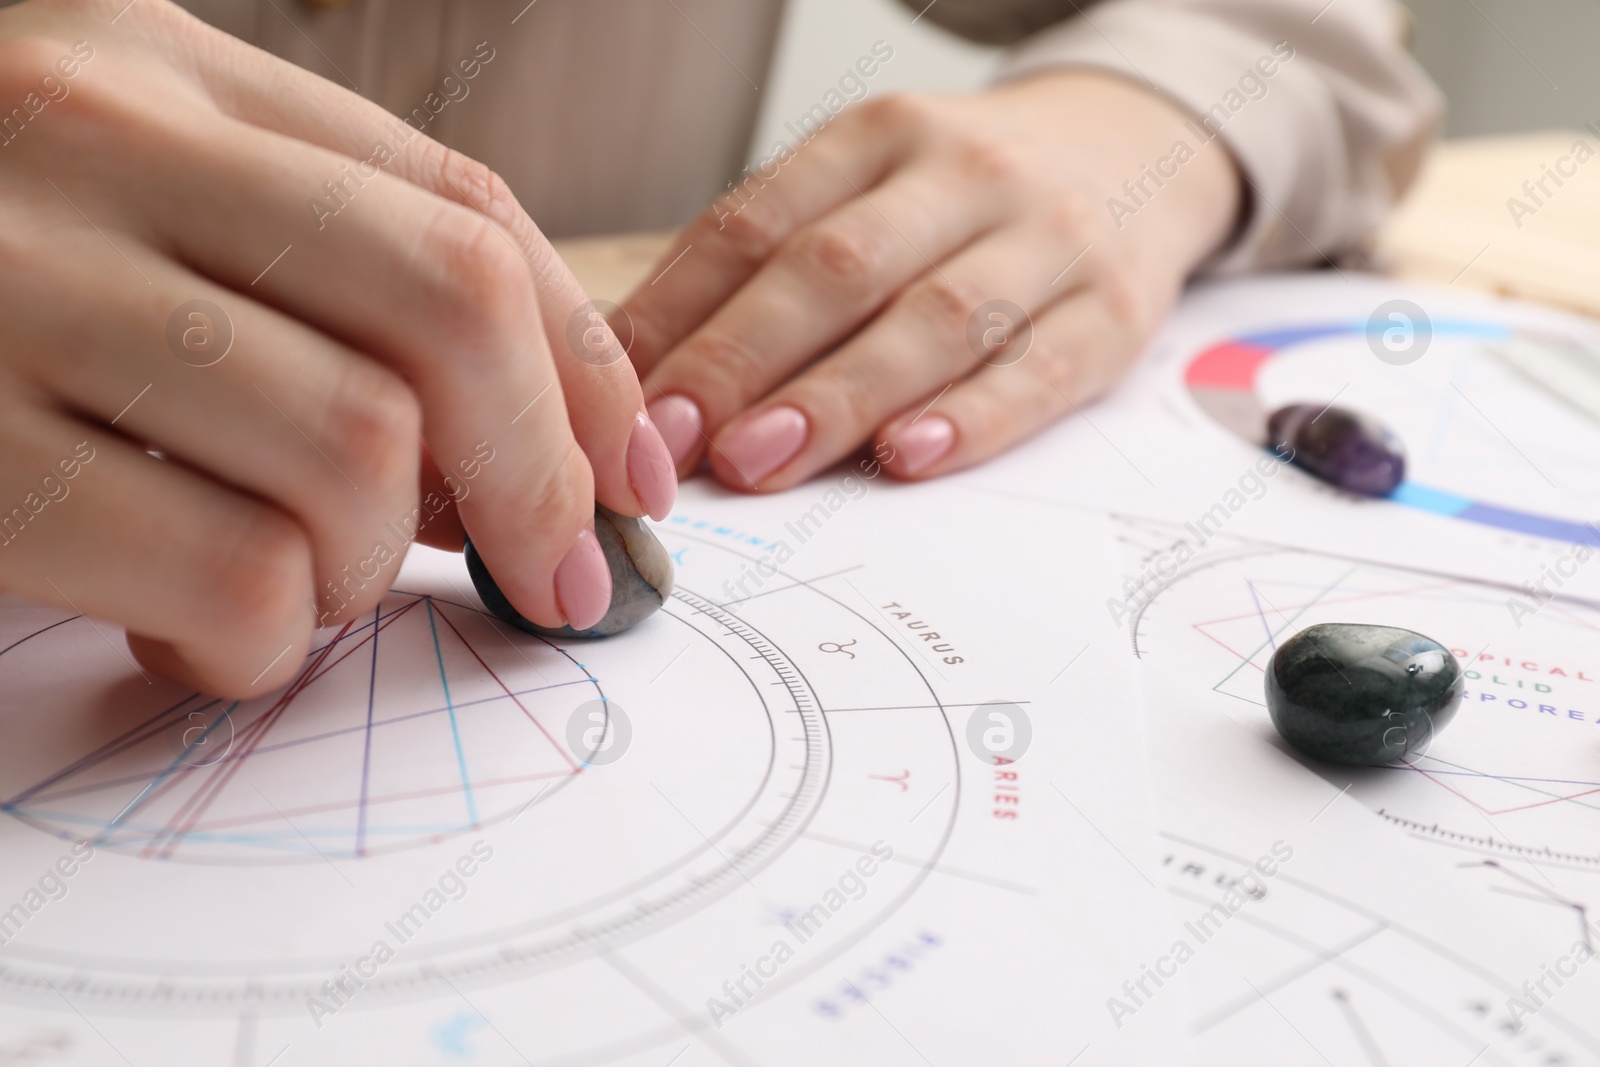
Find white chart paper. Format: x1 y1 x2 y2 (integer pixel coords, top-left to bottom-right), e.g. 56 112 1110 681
0 480 1184 1066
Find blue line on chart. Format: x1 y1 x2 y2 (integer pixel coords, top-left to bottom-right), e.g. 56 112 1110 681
427 600 479 828
8 679 596 806
93 701 240 847
1246 579 1277 651
1214 567 1357 691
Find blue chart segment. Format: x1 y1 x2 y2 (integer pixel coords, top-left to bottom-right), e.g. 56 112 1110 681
1 592 594 864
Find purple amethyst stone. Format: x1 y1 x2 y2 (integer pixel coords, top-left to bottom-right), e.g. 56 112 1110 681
1267 404 1406 497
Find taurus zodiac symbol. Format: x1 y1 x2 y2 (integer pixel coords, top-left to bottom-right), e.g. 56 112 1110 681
818 639 858 659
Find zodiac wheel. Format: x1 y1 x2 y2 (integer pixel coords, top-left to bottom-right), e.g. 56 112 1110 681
1127 523 1600 872
0 522 962 1066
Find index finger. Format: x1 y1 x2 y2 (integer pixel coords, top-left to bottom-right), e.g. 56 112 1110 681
80 36 609 631
619 99 917 380
139 1 668 523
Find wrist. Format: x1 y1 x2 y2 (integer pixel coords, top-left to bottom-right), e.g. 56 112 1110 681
991 69 1244 285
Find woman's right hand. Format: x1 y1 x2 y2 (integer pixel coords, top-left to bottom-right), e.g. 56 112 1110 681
0 0 674 697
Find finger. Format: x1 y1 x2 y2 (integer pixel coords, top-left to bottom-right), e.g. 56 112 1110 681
638 160 1009 475
62 76 606 630
620 98 921 379
412 444 469 552
877 289 1142 480
0 408 314 698
704 219 1086 490
123 5 665 522
388 144 674 524
15 233 417 628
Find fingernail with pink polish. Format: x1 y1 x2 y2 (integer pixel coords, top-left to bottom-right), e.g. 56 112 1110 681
627 411 678 521
645 395 703 471
718 406 808 488
888 416 955 475
554 527 612 631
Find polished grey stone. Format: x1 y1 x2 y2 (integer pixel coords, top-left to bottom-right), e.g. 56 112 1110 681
466 505 673 639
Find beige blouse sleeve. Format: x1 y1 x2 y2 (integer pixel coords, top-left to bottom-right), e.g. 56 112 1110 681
901 0 1444 274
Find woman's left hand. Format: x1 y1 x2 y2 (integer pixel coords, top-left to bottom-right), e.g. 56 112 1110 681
620 69 1242 491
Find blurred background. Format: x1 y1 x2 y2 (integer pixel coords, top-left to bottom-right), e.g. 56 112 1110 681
752 0 1600 161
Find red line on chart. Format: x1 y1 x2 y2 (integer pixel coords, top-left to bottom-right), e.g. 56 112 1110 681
144 618 363 858
430 602 583 774
1197 577 1468 689
1407 762 1600 817
171 768 577 834
1192 577 1464 633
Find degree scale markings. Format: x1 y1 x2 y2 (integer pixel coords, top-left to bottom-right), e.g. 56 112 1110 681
0 586 822 1012
0 529 967 1057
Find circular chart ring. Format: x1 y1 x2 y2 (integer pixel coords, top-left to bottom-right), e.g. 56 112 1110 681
0 527 965 1046
1128 533 1600 871
0 585 823 1009
1184 319 1599 547
0 590 601 866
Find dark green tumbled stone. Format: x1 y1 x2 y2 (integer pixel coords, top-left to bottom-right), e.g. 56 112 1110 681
1265 623 1463 766
465 504 674 639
